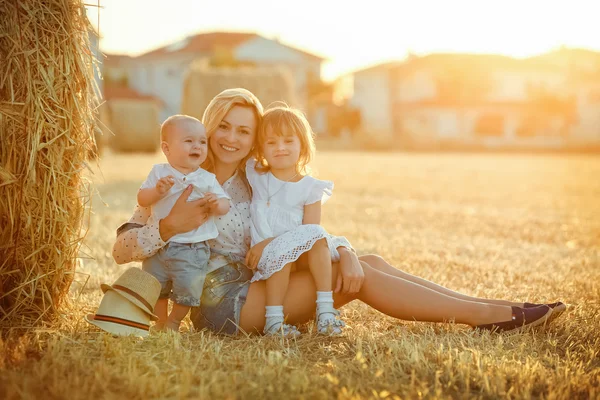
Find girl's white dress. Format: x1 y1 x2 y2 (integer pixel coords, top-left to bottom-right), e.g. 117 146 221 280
246 159 346 282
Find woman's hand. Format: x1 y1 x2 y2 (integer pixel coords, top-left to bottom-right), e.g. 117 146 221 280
335 247 364 294
245 237 275 270
159 185 210 241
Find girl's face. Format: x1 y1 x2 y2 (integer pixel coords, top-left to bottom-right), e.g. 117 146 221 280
209 106 257 167
262 126 302 172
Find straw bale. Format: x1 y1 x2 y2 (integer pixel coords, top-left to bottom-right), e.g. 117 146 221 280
182 64 296 120
90 102 111 157
107 99 160 153
0 0 98 328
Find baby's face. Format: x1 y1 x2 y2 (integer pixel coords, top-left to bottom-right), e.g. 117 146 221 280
163 121 207 173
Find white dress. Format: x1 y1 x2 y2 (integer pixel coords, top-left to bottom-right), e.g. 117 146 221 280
246 159 344 282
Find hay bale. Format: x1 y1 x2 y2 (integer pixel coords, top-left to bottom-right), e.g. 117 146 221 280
182 63 296 120
0 0 97 327
107 99 160 153
93 102 111 156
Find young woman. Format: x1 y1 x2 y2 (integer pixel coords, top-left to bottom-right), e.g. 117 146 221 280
112 88 563 335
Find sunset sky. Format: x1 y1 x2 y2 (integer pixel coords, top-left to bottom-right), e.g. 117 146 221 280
87 0 600 81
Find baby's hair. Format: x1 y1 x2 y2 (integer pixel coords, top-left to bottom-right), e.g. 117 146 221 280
160 114 203 142
255 105 315 175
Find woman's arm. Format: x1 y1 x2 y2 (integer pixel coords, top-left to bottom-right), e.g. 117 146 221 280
336 247 364 294
112 205 156 264
112 185 210 264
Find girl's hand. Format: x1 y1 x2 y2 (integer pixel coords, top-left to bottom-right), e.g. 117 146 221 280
245 237 275 270
156 176 175 194
159 185 210 241
335 247 364 294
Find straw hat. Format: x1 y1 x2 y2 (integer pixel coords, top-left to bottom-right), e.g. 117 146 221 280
85 290 153 337
100 267 161 321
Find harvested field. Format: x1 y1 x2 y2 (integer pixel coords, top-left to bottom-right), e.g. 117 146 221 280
1 151 598 399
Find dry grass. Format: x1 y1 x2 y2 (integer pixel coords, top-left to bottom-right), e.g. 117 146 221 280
1 151 599 399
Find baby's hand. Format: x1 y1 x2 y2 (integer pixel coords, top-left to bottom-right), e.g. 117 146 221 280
203 192 218 204
156 176 175 194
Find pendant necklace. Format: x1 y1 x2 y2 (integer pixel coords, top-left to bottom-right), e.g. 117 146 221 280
267 171 299 207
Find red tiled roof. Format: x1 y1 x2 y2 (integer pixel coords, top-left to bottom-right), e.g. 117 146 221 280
138 32 258 59
137 31 325 61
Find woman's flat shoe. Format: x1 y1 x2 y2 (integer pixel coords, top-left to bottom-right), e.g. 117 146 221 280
524 301 566 312
475 305 552 333
524 301 566 323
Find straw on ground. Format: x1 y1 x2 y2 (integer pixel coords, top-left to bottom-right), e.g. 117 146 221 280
1 151 598 399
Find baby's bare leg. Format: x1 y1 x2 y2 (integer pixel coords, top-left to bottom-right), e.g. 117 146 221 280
166 303 191 332
154 298 169 329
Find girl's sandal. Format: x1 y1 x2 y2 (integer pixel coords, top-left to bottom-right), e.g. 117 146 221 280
263 322 301 338
316 310 345 336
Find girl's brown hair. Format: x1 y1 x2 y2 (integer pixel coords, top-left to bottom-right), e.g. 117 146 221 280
255 105 315 175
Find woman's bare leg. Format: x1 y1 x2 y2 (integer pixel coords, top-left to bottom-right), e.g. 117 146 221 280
359 254 524 307
239 261 513 333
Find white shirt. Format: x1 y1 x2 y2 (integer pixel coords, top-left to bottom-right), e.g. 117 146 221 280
245 159 333 246
140 163 230 243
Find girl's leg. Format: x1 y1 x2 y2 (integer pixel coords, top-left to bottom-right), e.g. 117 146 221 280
307 238 333 291
166 303 191 331
240 270 315 334
263 264 300 336
359 254 524 307
308 238 344 334
266 264 292 306
239 261 514 333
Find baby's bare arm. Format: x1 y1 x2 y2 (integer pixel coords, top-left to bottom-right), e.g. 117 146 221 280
138 176 174 207
137 187 163 207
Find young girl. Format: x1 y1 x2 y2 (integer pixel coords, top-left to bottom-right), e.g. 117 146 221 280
245 106 348 337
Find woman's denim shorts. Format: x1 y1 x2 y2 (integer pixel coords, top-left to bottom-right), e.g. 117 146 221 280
190 253 253 335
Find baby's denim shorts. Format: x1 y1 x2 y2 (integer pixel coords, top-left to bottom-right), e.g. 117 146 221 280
190 252 253 335
142 242 210 307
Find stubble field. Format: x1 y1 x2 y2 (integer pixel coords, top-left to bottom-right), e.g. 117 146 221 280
1 151 599 399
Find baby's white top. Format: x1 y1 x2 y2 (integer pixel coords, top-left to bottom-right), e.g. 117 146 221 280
245 159 333 246
140 163 229 243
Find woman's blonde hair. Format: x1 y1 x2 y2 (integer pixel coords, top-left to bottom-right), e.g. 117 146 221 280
255 105 316 175
201 88 264 173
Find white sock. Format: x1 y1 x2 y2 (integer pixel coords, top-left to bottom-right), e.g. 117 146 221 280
316 291 336 320
265 305 284 332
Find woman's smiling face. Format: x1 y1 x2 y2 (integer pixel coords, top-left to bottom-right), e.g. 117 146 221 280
209 105 257 167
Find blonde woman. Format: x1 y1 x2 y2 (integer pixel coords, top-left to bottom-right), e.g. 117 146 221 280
113 88 562 335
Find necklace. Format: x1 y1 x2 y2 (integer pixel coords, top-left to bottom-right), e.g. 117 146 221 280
267 171 299 207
